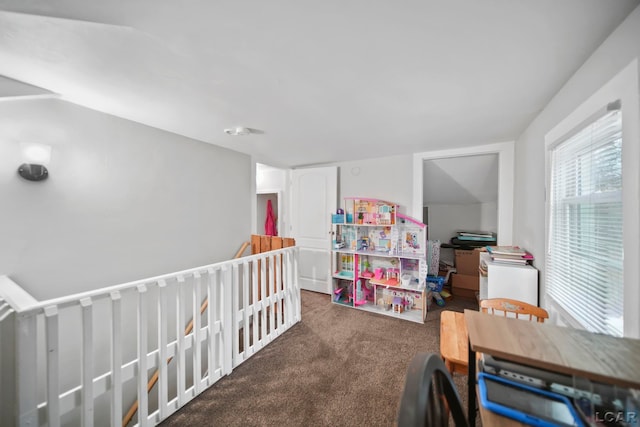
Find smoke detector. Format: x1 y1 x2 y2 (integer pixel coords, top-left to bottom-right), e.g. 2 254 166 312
224 127 252 136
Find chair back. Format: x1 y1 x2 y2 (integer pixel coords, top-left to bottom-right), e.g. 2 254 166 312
480 298 549 323
397 353 469 427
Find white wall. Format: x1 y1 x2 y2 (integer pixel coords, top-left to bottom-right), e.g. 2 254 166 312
428 202 497 240
257 164 287 191
426 202 496 264
513 6 640 331
480 201 498 232
427 204 484 244
330 154 414 214
0 98 252 300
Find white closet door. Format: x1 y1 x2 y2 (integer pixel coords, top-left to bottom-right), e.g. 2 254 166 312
290 167 337 294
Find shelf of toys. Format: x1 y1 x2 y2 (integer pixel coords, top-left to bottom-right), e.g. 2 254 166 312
331 198 429 323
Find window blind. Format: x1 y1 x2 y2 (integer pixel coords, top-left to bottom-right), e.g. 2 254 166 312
547 107 623 337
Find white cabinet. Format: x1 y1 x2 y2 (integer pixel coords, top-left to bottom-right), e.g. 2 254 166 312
479 252 538 305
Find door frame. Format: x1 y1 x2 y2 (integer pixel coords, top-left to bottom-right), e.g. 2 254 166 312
411 142 515 246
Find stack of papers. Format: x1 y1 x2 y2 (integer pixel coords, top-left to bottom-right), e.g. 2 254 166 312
456 231 496 242
486 246 534 265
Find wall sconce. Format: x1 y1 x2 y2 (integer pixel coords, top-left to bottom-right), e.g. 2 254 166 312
18 143 52 181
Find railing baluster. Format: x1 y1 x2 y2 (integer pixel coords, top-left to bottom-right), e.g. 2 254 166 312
251 259 259 352
80 297 95 427
271 253 277 335
136 285 149 426
242 261 250 361
45 306 60 427
222 265 233 375
260 256 267 345
291 251 297 324
157 280 169 419
176 276 186 406
286 251 294 327
193 272 203 394
110 291 122 427
231 263 239 364
206 268 217 385
277 251 284 329
280 255 285 328
279 251 285 328
16 312 38 426
293 249 301 321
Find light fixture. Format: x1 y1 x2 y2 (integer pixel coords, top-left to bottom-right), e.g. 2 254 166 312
18 142 51 181
224 127 252 136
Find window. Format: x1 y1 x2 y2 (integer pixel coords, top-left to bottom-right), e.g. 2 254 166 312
545 60 639 339
547 105 623 336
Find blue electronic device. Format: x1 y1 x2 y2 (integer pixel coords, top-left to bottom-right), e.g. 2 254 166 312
478 373 585 427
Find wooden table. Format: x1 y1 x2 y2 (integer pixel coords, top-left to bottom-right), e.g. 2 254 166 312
464 309 640 426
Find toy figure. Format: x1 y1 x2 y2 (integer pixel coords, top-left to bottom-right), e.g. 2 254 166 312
359 237 369 251
406 232 420 249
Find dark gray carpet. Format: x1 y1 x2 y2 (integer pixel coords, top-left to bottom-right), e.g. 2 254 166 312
160 290 478 426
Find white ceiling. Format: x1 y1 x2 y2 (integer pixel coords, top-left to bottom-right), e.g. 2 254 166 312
0 1 638 168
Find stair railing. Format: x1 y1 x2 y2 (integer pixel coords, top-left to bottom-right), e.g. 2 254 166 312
121 241 250 426
0 240 299 427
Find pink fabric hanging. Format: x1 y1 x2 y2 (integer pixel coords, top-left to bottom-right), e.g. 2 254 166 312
265 199 277 236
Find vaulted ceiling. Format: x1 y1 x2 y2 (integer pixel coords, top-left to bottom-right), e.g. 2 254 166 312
0 1 638 167
423 154 499 204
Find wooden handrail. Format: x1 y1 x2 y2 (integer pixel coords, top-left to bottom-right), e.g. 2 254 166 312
233 241 250 259
122 242 249 427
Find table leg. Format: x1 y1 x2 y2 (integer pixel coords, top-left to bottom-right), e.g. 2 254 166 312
468 338 476 426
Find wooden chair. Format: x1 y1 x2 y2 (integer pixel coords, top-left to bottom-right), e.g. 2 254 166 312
439 299 549 375
479 298 549 323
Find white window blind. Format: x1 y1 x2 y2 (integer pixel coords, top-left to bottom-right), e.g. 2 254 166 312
547 106 623 337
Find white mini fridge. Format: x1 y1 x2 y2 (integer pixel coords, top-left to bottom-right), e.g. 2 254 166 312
479 252 538 306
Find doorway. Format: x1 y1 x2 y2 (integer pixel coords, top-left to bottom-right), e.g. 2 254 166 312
422 154 499 265
255 162 287 237
412 142 514 247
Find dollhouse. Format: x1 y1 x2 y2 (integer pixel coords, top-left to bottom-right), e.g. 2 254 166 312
331 198 430 323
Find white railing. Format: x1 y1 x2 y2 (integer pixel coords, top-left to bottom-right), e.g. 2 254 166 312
0 246 300 427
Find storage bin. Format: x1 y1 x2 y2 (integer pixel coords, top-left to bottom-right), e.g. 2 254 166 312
426 275 445 292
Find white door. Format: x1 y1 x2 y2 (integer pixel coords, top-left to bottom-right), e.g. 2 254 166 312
290 166 337 294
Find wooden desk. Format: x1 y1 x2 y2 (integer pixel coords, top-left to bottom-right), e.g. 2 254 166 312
464 309 640 426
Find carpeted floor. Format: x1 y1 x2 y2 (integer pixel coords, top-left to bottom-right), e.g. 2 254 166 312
159 289 478 427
